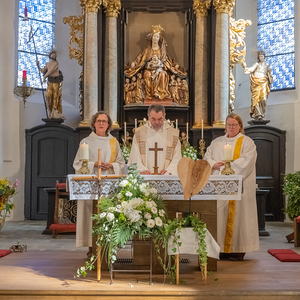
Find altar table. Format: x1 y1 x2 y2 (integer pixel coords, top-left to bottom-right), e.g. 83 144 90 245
67 174 243 272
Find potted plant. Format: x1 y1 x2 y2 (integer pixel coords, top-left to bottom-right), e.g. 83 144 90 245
282 171 300 242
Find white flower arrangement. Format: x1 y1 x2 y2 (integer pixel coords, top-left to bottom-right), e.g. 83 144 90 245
181 143 198 161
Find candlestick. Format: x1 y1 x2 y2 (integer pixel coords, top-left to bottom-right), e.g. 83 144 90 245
80 143 89 160
23 70 27 79
201 119 203 139
98 149 101 179
176 119 178 130
223 144 232 161
186 123 189 142
135 119 137 129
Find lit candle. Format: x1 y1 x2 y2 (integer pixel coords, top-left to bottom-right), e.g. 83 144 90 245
224 144 232 161
124 122 126 137
23 70 27 79
80 143 89 160
201 119 203 139
176 119 178 130
135 119 137 129
186 123 189 142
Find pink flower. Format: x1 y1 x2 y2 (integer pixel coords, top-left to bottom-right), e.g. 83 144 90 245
13 179 20 188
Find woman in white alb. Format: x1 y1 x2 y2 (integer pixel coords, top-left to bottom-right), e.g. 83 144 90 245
73 111 125 253
204 113 259 260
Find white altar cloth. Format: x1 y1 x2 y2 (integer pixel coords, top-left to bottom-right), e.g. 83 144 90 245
168 228 220 259
67 174 243 201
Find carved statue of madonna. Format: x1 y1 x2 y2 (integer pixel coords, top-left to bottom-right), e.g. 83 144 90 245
124 25 188 105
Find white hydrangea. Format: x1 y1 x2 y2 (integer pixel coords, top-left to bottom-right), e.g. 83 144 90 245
125 191 132 197
159 209 165 217
155 217 163 226
147 219 155 228
100 212 106 218
129 197 143 208
119 180 129 187
144 212 152 219
149 188 157 194
106 212 115 222
146 201 153 208
121 201 131 209
151 207 158 214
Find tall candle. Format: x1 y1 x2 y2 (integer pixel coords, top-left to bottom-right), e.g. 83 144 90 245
186 123 189 142
201 119 203 139
176 119 178 130
135 119 137 129
24 5 28 17
80 143 89 160
124 122 126 137
23 70 27 79
224 144 232 161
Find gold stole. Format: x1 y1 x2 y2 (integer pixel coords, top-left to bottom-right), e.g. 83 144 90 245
108 137 118 174
223 136 244 253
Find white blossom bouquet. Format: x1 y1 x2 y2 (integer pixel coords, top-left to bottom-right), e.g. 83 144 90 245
121 144 131 162
181 143 198 161
92 164 168 267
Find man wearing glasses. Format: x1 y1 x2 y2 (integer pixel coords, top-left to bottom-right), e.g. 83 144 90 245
204 113 259 261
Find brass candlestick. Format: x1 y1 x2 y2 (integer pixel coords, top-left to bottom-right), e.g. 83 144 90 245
221 160 235 175
199 138 206 159
13 78 35 107
78 159 90 174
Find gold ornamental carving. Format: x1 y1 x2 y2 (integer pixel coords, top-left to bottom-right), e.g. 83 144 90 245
80 0 102 13
193 0 211 18
102 0 121 18
213 0 235 14
229 17 252 112
63 15 84 66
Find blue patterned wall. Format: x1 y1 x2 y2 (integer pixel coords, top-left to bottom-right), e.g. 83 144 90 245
257 0 295 90
18 0 55 89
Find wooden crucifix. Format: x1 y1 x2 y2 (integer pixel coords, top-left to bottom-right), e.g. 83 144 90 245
149 142 163 174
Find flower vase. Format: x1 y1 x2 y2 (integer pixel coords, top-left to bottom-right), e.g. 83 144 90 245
0 209 7 232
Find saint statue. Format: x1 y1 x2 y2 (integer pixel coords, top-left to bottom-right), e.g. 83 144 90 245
124 25 188 104
245 50 273 120
36 50 65 119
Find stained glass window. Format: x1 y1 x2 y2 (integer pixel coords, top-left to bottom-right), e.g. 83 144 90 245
18 0 55 89
257 0 295 90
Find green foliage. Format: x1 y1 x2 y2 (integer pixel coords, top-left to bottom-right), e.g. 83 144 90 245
283 171 300 220
0 178 19 214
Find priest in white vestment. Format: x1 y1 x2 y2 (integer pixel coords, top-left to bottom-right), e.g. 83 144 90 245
128 105 181 175
204 113 259 260
73 111 125 249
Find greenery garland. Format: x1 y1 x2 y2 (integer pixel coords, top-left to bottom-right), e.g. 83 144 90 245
76 164 208 282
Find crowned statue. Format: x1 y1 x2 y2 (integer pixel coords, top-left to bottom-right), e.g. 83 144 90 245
124 25 188 105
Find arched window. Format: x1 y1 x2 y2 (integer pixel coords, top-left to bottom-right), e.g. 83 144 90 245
257 0 295 90
18 0 55 89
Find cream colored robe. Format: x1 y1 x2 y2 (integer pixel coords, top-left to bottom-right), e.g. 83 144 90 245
73 132 125 247
204 133 259 253
128 121 181 175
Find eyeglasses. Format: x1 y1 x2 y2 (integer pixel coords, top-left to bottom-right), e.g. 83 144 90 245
96 120 108 124
226 123 239 128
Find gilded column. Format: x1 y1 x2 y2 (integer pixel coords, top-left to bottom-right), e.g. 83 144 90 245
80 0 101 126
193 0 211 129
213 0 235 127
103 0 121 128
